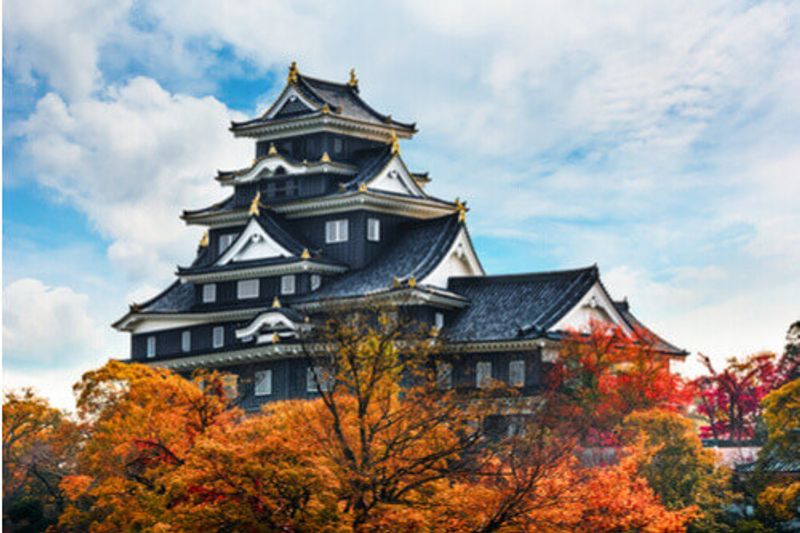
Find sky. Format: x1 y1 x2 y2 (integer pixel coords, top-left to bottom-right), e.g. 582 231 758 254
3 0 799 410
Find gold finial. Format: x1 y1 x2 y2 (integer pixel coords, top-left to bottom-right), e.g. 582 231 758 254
358 182 368 193
272 332 281 344
268 143 278 156
288 61 299 83
320 151 331 163
338 182 347 192
199 231 209 248
249 191 262 217
321 103 330 114
272 296 281 309
455 197 467 222
392 276 402 289
301 248 311 260
129 303 141 312
389 130 400 155
407 276 417 288
348 68 359 88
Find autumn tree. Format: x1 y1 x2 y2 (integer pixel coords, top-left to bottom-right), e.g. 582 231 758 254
549 321 691 444
297 306 482 530
694 350 797 443
3 389 79 532
57 360 239 531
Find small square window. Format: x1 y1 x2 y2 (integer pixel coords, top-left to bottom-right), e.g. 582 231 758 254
146 336 156 358
212 326 225 348
281 275 296 295
311 274 322 291
202 284 216 303
509 360 525 388
218 233 235 255
476 361 492 389
325 219 349 243
307 366 333 393
254 369 272 396
181 331 191 353
367 218 380 242
437 362 453 390
237 279 259 299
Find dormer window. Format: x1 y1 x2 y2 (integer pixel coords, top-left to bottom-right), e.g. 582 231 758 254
325 219 349 243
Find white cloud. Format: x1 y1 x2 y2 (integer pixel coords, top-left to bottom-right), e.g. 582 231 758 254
15 77 251 286
3 278 108 367
3 0 132 100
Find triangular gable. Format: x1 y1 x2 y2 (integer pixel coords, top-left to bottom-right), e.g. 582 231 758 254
235 311 299 339
550 280 634 335
264 85 319 120
366 156 426 197
217 218 294 265
421 227 485 287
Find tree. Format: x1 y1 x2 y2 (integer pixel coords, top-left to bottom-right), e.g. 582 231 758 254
3 389 79 532
621 409 735 532
694 351 797 443
550 321 692 444
298 307 482 530
58 360 239 531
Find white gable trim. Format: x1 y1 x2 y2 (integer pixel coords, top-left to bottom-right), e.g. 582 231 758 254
217 218 294 265
367 156 426 197
550 281 633 335
421 228 485 288
236 311 299 339
264 85 318 120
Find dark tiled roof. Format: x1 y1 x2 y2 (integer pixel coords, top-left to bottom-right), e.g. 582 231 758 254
613 300 688 356
298 214 463 301
183 194 237 217
231 73 415 131
443 267 599 343
139 281 197 313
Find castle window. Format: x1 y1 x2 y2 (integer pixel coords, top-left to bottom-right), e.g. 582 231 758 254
367 218 380 242
281 275 296 295
267 179 297 198
311 274 322 291
181 331 191 353
218 233 235 255
237 279 259 299
202 284 216 303
509 360 525 387
434 312 445 330
254 369 273 396
146 336 156 358
307 366 333 393
437 362 453 390
333 137 343 154
325 219 349 243
476 361 492 389
213 326 225 348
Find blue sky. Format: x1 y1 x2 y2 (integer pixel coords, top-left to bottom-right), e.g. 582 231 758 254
4 0 800 409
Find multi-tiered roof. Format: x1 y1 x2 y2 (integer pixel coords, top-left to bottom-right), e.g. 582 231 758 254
114 63 685 381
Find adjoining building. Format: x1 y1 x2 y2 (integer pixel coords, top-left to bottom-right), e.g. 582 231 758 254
114 63 686 410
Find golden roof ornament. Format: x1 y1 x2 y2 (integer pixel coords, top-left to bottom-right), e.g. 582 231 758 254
407 276 417 288
392 276 402 288
320 151 331 163
199 231 209 248
338 182 347 192
389 130 400 155
268 143 278 156
301 248 311 260
358 182 368 193
272 332 281 344
249 191 262 217
455 197 467 222
272 296 281 309
348 68 359 88
321 103 331 114
287 61 299 83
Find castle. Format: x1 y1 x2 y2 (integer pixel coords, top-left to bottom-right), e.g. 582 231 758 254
114 63 685 410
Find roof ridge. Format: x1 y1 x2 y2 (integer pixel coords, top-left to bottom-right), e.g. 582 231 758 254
449 265 598 284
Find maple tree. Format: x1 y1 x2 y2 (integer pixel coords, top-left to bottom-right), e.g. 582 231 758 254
693 350 798 443
3 389 80 531
549 321 692 444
